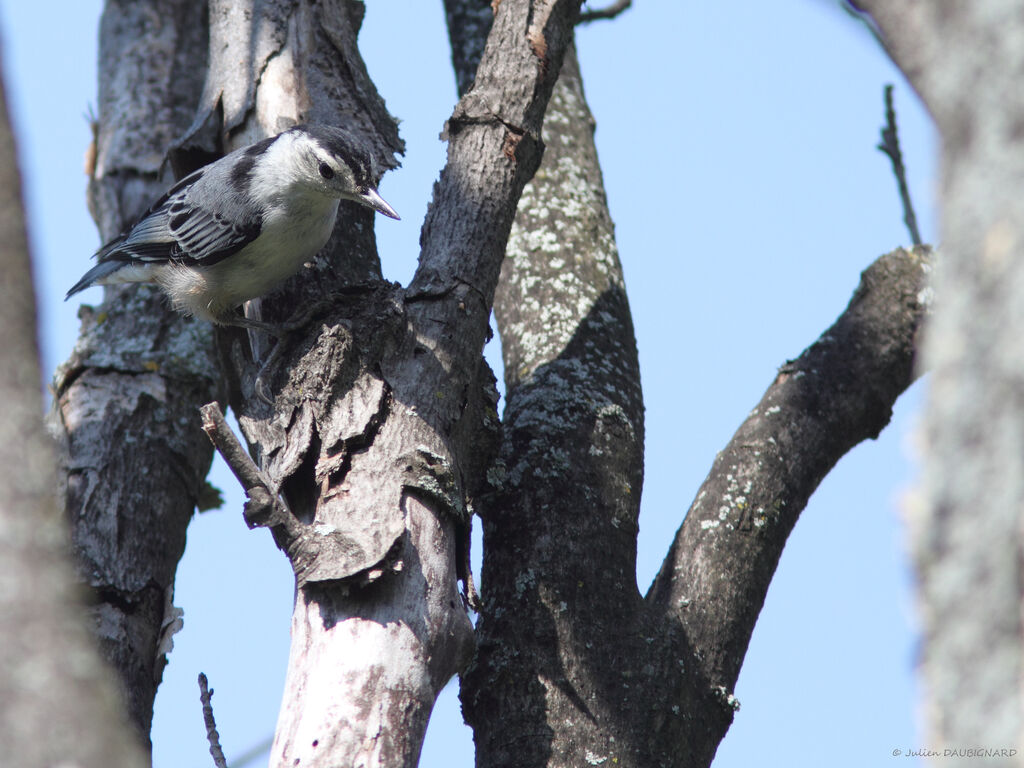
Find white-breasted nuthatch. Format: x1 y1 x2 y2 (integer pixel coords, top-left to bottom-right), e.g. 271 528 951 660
67 124 399 327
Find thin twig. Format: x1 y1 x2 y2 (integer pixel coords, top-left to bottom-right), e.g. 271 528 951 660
199 402 299 533
877 84 922 246
198 673 229 768
841 1 886 49
199 403 267 492
578 0 631 24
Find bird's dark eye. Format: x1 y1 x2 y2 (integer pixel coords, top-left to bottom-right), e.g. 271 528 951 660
318 162 335 180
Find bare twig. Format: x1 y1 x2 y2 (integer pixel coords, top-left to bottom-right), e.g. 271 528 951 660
200 401 383 587
578 0 631 23
198 673 228 768
877 84 922 246
199 403 267 492
199 402 298 532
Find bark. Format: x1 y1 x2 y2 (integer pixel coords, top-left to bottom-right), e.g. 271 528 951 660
443 0 493 97
52 2 944 764
195 1 580 765
853 1 1024 751
53 0 222 747
476 197 930 766
462 41 691 768
647 248 932 692
0 46 147 768
446 5 932 766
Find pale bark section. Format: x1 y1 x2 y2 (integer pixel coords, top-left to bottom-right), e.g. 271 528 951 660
855 2 1024 752
182 2 499 765
0 48 147 768
272 498 469 766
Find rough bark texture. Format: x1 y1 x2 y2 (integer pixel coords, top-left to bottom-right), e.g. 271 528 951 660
0 47 147 768
196 2 580 765
443 0 493 97
463 41 708 768
855 1 1024 751
647 248 933 692
53 0 222 746
52 1 948 763
446 5 933 766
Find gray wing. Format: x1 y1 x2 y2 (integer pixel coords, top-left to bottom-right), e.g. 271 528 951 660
96 162 263 268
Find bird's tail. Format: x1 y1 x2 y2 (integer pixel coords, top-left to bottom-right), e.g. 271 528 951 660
65 260 126 300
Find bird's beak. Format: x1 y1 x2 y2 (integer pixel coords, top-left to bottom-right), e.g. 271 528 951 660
361 187 400 220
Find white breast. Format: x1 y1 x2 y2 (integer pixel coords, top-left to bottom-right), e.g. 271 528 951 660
156 195 340 323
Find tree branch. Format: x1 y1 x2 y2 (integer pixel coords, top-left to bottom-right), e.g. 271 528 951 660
648 246 932 692
443 0 493 97
578 0 631 24
877 84 922 246
198 403 294 533
204 3 582 765
199 404 269 495
458 36 727 768
412 0 583 338
198 673 229 768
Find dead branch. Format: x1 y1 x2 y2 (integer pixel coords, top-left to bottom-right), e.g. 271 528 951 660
877 84 922 246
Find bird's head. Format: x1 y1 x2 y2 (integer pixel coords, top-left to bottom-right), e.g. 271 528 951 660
289 124 400 219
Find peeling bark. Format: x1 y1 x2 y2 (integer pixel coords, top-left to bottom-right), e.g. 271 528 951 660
54 2 948 764
54 0 222 746
62 0 577 762
198 1 579 765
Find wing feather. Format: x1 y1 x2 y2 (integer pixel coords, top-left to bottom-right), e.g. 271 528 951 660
94 161 263 268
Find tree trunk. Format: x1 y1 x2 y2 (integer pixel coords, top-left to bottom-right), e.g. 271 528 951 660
53 0 222 748
53 2 949 764
853 1 1024 751
0 43 148 768
461 40 700 768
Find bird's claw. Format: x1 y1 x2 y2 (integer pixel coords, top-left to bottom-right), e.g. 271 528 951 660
254 370 275 406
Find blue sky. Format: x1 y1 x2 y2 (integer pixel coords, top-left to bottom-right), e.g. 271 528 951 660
1 2 936 766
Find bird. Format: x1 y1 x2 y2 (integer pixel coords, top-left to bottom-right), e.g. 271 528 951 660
66 124 400 329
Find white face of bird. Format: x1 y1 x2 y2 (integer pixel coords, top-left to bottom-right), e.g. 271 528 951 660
292 129 400 219
308 147 360 197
